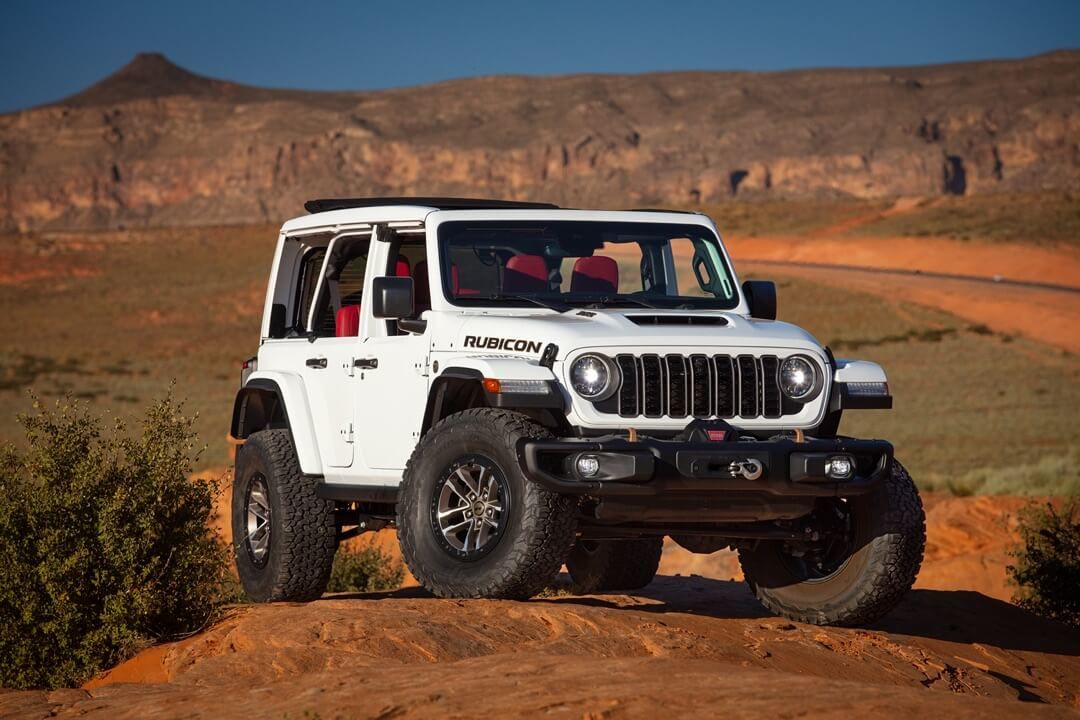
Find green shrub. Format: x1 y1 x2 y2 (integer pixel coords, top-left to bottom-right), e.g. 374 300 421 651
0 394 232 689
1008 500 1080 628
327 543 404 593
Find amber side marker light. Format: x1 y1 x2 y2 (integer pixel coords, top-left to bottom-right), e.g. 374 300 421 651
482 378 502 393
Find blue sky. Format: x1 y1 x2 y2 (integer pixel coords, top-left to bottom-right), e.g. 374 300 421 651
1 0 1077 113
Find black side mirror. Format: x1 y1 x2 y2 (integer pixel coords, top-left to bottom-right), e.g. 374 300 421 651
742 280 777 320
372 276 414 319
268 303 287 338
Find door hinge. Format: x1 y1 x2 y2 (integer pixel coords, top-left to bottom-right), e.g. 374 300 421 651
342 422 354 444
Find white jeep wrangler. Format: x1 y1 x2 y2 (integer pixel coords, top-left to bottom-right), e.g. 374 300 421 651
230 197 925 626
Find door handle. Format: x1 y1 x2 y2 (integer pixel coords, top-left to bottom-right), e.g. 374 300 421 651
354 358 378 370
306 357 327 369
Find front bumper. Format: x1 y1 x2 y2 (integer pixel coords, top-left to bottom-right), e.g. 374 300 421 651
518 434 893 524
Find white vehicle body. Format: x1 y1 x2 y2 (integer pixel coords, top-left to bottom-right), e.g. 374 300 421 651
229 198 923 626
234 202 889 493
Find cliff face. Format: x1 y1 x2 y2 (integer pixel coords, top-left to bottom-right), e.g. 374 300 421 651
1 52 1077 231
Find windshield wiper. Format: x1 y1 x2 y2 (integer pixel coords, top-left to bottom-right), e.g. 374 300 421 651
487 294 572 312
572 295 659 309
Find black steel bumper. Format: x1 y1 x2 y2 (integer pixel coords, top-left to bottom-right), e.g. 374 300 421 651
517 435 893 502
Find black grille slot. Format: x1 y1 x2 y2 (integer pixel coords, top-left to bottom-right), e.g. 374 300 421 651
761 356 781 418
689 354 712 417
666 355 688 418
641 355 665 417
616 355 638 416
608 353 791 420
737 356 758 417
714 355 736 418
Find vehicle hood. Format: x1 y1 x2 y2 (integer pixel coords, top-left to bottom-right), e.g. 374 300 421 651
439 309 824 357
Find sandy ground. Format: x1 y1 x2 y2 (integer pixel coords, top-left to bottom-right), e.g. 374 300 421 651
3 493 1077 719
4 575 1077 718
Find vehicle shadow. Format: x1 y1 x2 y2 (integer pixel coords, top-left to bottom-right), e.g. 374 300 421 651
555 575 1080 656
325 575 1080 656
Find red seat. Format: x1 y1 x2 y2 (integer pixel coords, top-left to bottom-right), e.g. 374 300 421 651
394 256 411 277
571 255 619 294
335 305 360 337
503 255 549 293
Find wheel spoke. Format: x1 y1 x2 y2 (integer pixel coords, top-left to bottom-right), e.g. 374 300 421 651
448 471 473 501
438 505 467 520
442 517 472 535
475 521 491 548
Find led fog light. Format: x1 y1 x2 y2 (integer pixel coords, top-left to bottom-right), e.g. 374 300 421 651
825 455 854 480
576 454 601 478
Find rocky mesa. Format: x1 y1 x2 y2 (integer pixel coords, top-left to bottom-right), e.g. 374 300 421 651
1 51 1078 232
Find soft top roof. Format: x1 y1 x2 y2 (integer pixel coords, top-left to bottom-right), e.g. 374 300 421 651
304 197 560 214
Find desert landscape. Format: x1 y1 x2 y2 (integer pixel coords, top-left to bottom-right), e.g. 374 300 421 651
1 47 1078 719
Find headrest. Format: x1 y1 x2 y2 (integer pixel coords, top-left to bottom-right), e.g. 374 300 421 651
503 254 549 293
570 255 619 294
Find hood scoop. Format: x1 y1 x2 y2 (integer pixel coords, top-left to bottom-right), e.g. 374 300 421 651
625 315 729 327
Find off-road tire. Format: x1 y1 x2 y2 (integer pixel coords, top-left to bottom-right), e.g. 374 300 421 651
397 409 577 599
232 429 337 602
567 538 664 593
738 460 925 627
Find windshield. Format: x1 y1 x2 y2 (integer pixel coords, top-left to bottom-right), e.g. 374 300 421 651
438 221 738 310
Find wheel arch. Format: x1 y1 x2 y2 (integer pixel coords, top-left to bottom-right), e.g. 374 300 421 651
231 371 323 475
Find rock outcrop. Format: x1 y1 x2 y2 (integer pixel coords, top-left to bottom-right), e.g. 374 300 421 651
1 51 1078 231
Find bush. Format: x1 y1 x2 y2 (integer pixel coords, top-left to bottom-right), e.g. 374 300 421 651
1007 500 1080 628
0 394 233 689
327 543 404 593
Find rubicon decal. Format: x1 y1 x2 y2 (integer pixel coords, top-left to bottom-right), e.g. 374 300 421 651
464 335 543 354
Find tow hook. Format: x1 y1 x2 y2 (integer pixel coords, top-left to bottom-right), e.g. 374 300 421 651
728 458 764 481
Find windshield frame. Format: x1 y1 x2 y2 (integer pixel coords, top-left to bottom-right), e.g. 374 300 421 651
435 219 741 311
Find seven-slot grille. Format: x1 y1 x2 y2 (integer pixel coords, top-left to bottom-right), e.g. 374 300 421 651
611 354 785 419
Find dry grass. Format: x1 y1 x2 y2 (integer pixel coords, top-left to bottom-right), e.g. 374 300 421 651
853 192 1080 246
753 271 1080 494
690 192 1080 246
0 225 275 464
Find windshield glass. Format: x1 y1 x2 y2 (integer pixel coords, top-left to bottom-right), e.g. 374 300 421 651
438 221 738 310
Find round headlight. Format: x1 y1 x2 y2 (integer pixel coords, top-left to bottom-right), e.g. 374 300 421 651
570 355 615 400
779 355 819 401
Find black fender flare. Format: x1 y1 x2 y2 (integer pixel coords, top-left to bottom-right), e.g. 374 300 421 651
421 367 566 435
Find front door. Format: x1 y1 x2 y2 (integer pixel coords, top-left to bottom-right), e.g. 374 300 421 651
354 329 430 470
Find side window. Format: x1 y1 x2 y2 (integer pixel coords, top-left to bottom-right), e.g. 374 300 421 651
308 238 369 338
